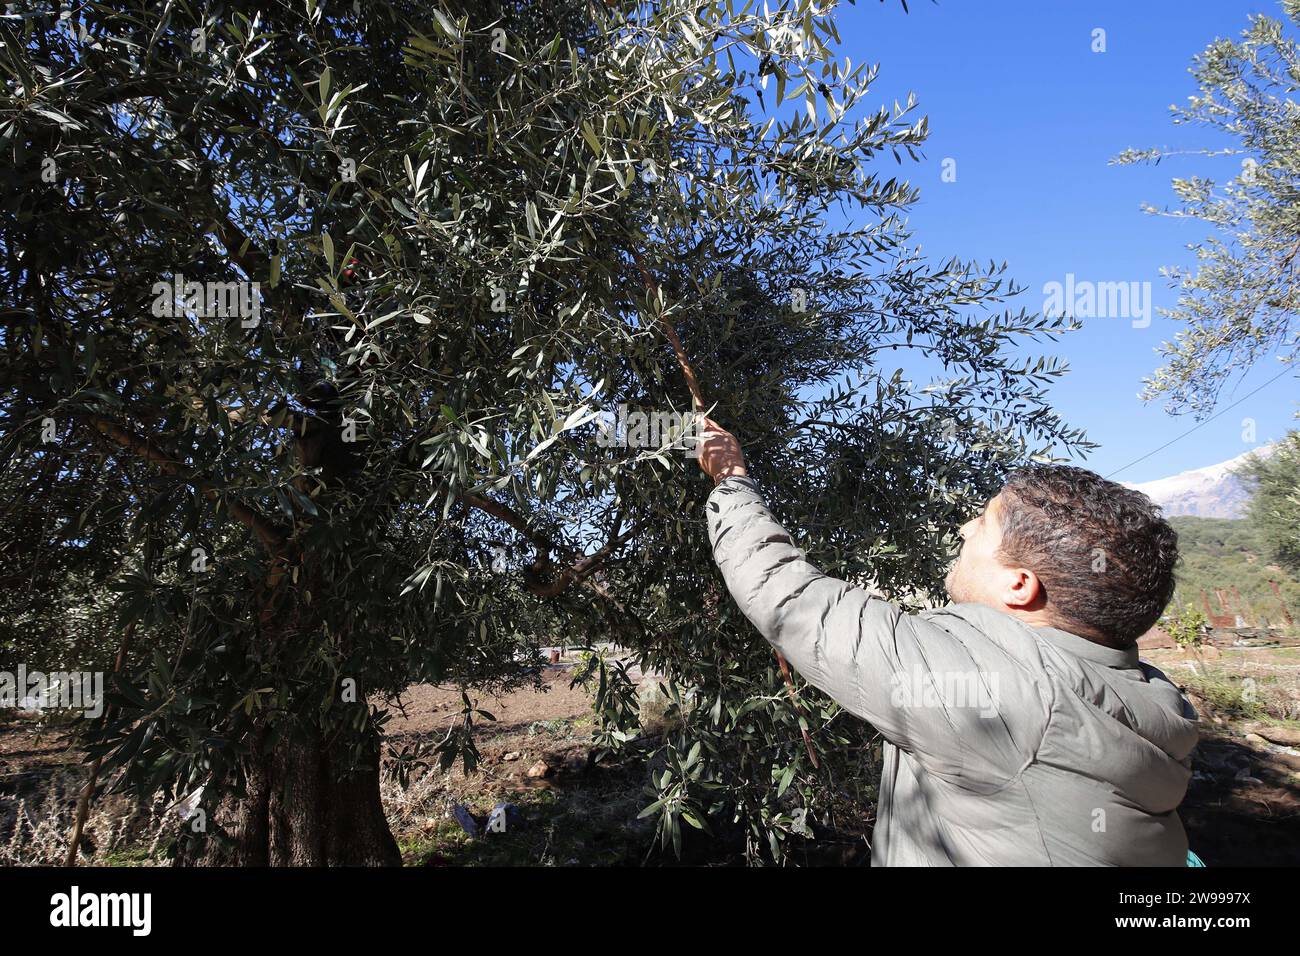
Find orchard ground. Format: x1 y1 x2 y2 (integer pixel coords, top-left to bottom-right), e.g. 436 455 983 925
2 643 1298 866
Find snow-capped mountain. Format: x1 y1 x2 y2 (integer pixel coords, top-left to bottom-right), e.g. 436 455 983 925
1124 444 1275 519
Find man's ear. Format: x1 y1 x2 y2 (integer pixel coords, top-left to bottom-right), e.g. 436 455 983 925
1002 567 1042 609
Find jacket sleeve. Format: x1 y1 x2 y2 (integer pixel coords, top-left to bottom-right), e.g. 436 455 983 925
706 476 1026 787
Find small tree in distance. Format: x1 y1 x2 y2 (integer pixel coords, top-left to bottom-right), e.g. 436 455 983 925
1238 432 1300 575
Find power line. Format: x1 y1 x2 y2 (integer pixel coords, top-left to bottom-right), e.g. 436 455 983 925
1105 364 1295 480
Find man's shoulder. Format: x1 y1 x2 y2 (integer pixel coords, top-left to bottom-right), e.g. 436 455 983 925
911 603 1057 696
905 603 1056 757
919 602 1049 651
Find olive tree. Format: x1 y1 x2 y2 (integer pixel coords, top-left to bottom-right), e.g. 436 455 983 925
1 0 1086 865
1239 431 1300 574
1114 1 1300 417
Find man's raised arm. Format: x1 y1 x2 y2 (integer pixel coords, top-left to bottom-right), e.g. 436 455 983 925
696 418 1024 785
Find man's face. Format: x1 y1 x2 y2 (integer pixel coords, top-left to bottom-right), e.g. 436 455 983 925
945 492 1014 606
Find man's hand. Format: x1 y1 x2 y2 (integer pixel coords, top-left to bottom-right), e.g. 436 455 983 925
696 416 748 485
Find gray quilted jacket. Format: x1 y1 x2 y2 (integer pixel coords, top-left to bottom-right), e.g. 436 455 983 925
707 476 1199 866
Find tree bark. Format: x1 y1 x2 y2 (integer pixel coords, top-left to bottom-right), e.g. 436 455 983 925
176 722 399 867
177 553 400 867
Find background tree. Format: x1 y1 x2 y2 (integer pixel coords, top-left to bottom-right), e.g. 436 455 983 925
1 0 1088 865
1113 1 1300 417
1238 431 1300 574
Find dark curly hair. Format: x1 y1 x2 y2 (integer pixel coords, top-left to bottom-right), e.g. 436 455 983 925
995 465 1179 649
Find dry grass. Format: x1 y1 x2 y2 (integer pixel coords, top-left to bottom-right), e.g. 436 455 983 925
0 768 174 866
1149 646 1300 725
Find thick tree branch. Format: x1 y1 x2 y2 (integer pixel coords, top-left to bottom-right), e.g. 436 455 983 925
459 492 556 557
87 414 290 553
459 492 636 598
525 522 640 598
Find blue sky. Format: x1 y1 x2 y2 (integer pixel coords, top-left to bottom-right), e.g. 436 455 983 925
829 0 1298 482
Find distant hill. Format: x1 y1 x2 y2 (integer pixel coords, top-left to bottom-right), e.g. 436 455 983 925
1125 444 1275 519
1167 516 1299 632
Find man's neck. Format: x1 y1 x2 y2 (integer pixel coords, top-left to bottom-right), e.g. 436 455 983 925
1009 608 1122 649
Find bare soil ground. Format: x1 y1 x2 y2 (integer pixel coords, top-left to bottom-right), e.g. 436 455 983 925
378 666 659 866
1145 644 1300 866
3 647 1298 866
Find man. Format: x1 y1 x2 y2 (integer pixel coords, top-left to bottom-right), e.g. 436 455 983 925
697 418 1199 866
